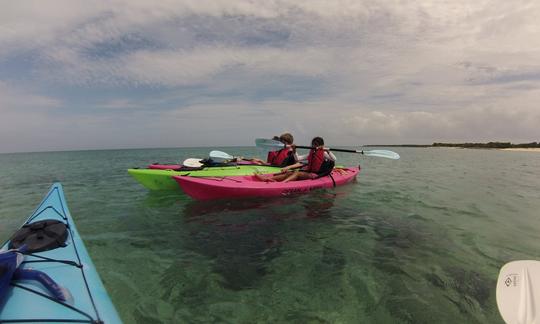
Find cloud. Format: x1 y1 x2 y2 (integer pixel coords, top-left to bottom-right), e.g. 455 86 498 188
1 1 540 152
96 98 142 109
342 105 540 144
0 82 62 111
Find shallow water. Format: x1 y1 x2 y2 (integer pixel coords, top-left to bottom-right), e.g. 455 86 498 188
1 147 539 323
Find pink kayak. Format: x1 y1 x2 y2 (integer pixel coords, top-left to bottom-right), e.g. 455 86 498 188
149 164 182 170
173 167 360 200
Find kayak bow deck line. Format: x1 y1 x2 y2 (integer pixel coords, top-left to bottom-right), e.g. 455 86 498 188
0 183 122 324
173 166 360 200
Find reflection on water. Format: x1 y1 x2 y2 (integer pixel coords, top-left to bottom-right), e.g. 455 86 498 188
180 192 339 291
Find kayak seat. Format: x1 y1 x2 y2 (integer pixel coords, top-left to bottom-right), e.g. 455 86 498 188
173 166 205 171
8 220 68 253
199 159 238 167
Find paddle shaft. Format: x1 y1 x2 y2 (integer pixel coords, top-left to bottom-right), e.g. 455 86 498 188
255 138 399 159
292 145 362 154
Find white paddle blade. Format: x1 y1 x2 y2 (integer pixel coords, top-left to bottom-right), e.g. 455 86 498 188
255 138 285 152
497 260 540 324
362 150 400 160
209 150 233 162
182 158 203 168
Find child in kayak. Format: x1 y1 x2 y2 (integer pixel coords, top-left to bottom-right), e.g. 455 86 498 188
250 133 298 167
255 136 336 182
269 133 297 167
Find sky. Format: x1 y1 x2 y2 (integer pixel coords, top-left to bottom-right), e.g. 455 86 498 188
1 0 539 153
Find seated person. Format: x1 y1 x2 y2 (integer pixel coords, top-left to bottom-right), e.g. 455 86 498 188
250 133 297 167
255 136 336 182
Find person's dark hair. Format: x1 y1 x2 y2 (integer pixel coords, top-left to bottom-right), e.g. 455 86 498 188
311 136 324 147
279 133 294 145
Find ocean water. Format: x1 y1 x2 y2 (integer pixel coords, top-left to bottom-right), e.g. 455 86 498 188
1 147 539 323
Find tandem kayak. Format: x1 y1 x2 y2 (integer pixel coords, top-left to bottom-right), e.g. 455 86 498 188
128 165 281 190
173 166 360 200
0 183 122 323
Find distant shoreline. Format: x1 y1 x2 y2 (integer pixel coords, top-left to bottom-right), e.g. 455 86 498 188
366 141 540 150
366 145 540 152
499 148 540 152
366 146 540 152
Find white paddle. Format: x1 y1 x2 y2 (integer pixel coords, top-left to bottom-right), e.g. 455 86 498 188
209 150 234 162
497 260 540 324
183 152 251 168
182 158 203 168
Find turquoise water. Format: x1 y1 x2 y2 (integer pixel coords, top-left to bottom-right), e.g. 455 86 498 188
1 147 539 323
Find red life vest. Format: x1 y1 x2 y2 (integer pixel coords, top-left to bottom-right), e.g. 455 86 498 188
266 151 278 163
268 148 292 166
304 148 325 173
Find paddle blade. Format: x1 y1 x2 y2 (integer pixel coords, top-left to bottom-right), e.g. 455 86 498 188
497 260 540 324
255 138 285 152
209 150 233 162
182 158 203 168
362 150 400 160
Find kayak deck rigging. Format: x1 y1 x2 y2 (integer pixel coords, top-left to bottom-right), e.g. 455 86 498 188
0 184 121 324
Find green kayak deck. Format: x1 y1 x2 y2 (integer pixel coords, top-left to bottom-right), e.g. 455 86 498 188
128 165 281 190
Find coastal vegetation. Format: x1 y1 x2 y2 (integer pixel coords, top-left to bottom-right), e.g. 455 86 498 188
432 142 540 148
367 142 540 148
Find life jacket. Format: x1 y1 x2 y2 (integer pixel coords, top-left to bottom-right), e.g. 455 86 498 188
266 151 278 164
304 148 325 173
268 148 294 167
304 148 335 175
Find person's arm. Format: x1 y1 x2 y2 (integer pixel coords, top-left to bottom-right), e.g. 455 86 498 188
324 150 337 161
248 158 267 165
281 162 303 172
296 153 308 161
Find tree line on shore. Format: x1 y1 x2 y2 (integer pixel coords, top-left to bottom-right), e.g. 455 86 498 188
432 142 540 148
366 142 540 148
